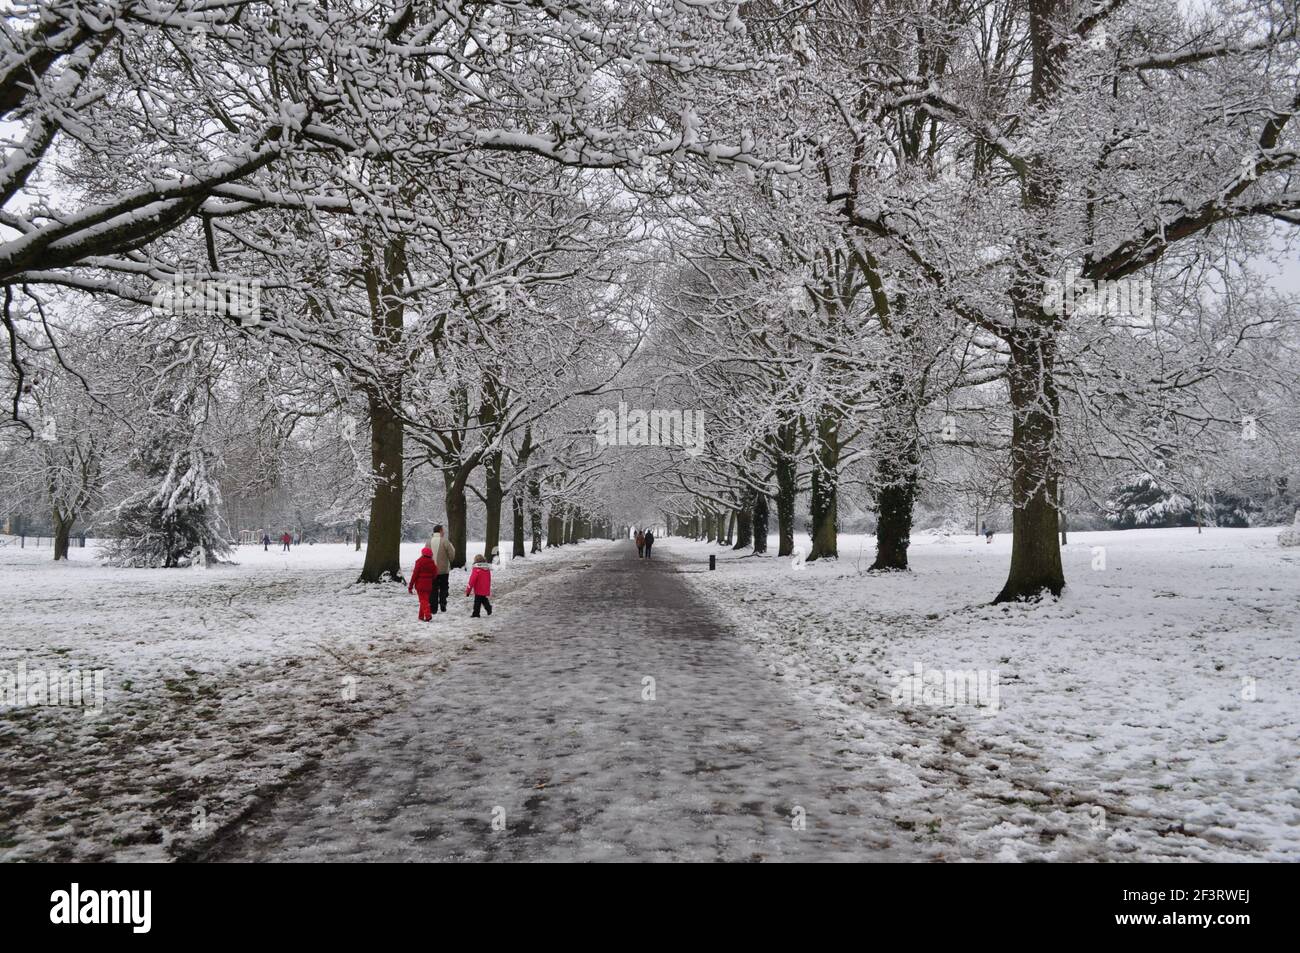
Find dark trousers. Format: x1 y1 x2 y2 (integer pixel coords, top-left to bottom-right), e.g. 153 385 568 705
432 573 449 612
644 543 653 559
471 595 492 617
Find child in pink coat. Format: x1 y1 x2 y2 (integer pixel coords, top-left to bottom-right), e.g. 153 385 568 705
465 554 492 618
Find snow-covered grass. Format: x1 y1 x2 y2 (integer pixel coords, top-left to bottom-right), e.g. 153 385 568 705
0 538 589 861
672 526 1300 861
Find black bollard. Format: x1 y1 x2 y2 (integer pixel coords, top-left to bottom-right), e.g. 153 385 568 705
709 554 716 571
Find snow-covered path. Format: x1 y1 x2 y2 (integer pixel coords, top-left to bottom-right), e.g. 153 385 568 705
204 541 901 861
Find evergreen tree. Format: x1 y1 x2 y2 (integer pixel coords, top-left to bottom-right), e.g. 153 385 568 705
101 339 232 568
1105 473 1195 529
1106 473 1259 529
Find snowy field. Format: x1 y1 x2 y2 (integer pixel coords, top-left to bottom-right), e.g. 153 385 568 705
0 538 587 861
674 526 1300 861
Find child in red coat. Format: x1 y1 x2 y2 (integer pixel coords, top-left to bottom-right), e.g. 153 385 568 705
408 546 437 621
465 554 492 618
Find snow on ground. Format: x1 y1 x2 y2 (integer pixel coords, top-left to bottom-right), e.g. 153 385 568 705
0 537 589 861
4 527 1296 863
673 526 1300 861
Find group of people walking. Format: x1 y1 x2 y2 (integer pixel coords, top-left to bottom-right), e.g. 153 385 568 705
406 522 664 624
407 525 492 622
261 531 295 552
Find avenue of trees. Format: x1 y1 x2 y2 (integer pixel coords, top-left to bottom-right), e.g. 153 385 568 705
2 0 1298 601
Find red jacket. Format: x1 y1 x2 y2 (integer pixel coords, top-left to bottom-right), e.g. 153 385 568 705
465 565 491 597
408 548 437 594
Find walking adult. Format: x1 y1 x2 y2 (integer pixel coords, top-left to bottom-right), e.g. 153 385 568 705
635 529 645 558
643 529 654 559
429 524 456 614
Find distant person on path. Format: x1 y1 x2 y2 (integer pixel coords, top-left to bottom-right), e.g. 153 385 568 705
982 523 994 544
635 529 645 557
261 533 270 552
643 530 654 559
281 531 292 552
465 554 493 618
429 524 456 614
408 546 437 622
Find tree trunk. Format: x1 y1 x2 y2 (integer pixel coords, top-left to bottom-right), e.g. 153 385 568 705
483 446 503 562
511 429 534 558
52 511 72 561
354 517 362 551
752 491 769 554
807 411 839 560
724 509 736 546
870 475 918 571
529 478 544 553
443 471 469 570
869 408 921 571
512 491 526 558
1058 485 1068 546
774 423 797 557
357 236 407 584
994 7 1069 601
358 392 404 582
733 491 753 550
995 329 1065 602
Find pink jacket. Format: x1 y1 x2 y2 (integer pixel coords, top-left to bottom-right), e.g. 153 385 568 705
465 565 491 597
